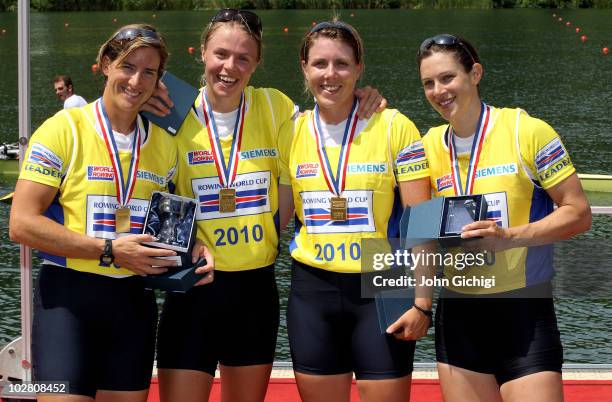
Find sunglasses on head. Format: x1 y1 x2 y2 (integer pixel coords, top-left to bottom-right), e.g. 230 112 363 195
211 8 263 37
419 34 476 64
113 28 161 43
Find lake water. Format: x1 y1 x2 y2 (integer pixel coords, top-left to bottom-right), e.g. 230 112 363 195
0 9 610 363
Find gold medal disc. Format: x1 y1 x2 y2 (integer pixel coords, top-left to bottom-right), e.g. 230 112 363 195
330 197 348 221
115 207 131 233
219 188 237 213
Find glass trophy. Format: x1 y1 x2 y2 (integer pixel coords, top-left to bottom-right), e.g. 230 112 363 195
440 195 488 240
143 192 198 261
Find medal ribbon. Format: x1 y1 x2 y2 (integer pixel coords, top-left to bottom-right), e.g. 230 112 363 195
312 98 359 197
94 99 141 206
448 102 490 195
200 89 246 188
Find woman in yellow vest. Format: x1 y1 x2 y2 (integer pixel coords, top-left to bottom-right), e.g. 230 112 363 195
417 34 591 402
9 24 213 401
277 20 431 402
151 9 385 402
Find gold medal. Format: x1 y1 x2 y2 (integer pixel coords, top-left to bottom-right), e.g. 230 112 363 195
219 188 236 213
115 207 131 233
330 197 347 221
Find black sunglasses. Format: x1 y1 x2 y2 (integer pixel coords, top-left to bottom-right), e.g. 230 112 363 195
211 8 263 37
113 28 161 43
419 34 476 64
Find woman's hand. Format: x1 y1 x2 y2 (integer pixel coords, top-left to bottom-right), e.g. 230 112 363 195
461 219 509 240
192 240 214 286
354 86 387 119
461 220 515 252
113 234 177 276
140 80 173 117
386 305 431 341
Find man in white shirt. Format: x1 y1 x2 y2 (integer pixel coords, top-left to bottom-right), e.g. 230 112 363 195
54 75 87 109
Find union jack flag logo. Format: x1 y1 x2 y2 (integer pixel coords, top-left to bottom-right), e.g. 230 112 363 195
535 138 566 173
28 143 63 171
92 212 145 233
198 188 268 213
304 207 370 227
397 141 426 165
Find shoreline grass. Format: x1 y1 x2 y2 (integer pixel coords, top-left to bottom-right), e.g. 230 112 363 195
1 0 611 12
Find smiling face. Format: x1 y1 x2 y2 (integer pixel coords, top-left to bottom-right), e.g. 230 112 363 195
102 46 161 115
302 37 363 121
201 24 260 112
419 51 482 126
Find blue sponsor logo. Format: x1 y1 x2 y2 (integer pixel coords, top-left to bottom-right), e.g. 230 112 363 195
188 150 214 165
296 163 319 178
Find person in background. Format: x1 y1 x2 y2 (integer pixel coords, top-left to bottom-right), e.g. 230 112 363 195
10 24 213 402
149 9 386 402
277 20 432 402
417 33 591 402
54 75 87 109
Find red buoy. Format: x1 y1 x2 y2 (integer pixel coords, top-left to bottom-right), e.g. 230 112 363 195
283 27 288 33
91 64 99 73
558 17 563 22
188 46 195 55
603 47 609 55
580 35 587 43
575 27 581 33
565 21 571 27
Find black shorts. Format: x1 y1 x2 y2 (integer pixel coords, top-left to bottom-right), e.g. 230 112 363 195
156 265 279 376
435 283 563 385
287 260 415 380
32 265 157 397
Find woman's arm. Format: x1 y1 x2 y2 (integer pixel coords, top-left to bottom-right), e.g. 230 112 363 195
9 179 178 275
461 173 591 244
279 184 295 232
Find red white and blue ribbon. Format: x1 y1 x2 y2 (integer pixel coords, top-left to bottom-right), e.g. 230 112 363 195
447 102 490 196
200 89 246 188
94 98 141 206
312 98 359 196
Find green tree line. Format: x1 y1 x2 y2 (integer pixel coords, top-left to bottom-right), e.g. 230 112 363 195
1 0 610 11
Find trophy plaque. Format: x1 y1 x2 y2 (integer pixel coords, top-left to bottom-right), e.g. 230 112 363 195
400 194 488 248
440 195 488 238
143 192 197 254
141 191 206 292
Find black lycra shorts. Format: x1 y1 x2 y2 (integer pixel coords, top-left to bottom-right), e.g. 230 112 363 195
156 265 279 375
32 265 157 397
435 282 563 385
287 260 416 380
